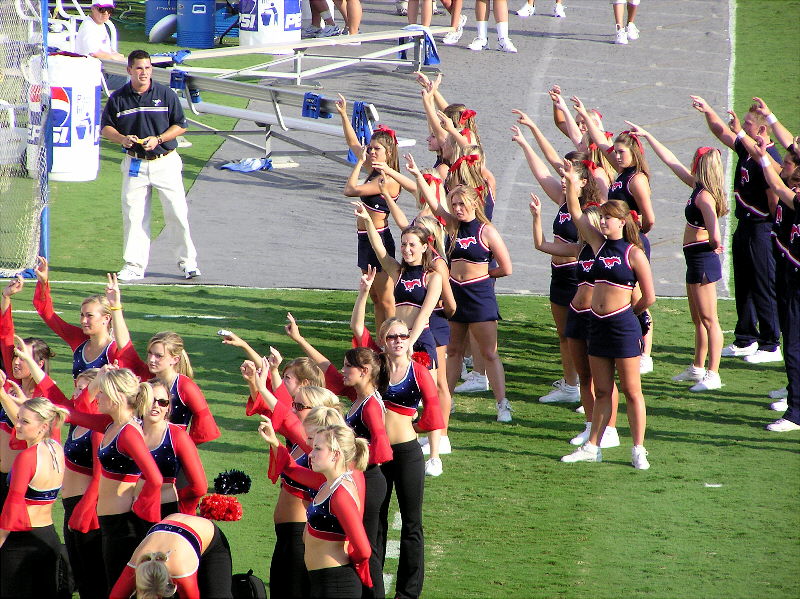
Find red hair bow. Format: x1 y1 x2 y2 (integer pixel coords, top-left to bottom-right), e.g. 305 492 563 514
449 154 480 172
459 109 476 125
604 130 614 140
373 125 397 144
581 159 597 173
583 201 601 208
460 127 474 143
691 146 715 173
427 235 435 244
422 173 442 185
588 142 599 152
620 130 644 153
591 109 604 120
630 209 639 221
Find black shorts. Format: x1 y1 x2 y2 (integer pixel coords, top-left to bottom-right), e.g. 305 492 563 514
684 242 722 284
549 262 579 307
357 227 396 271
588 307 643 358
429 309 450 347
450 276 500 323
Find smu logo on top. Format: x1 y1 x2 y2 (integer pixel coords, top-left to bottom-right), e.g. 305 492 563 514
457 236 477 249
51 86 72 146
558 212 571 224
610 181 623 192
599 256 622 269
402 279 423 292
791 224 800 243
579 259 594 272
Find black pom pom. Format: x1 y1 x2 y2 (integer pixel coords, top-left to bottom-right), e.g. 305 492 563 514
213 469 252 495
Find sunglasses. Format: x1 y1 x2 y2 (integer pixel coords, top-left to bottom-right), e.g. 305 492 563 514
154 398 170 408
95 6 113 13
386 333 410 340
292 402 312 411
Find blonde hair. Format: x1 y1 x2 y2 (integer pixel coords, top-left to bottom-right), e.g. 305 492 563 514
445 145 487 206
135 552 176 599
414 215 446 258
692 148 729 217
303 405 346 430
581 206 601 245
443 103 481 147
81 295 112 331
97 369 152 418
75 367 99 386
446 185 488 227
614 132 651 179
148 332 193 378
284 358 325 387
295 386 341 411
315 424 369 471
21 397 68 436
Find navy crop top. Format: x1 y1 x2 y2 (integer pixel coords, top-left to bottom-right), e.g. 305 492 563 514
482 185 495 221
447 219 492 264
306 473 355 541
592 238 637 289
608 166 640 214
150 426 180 482
394 265 429 309
281 449 316 501
384 362 423 416
98 423 142 482
553 202 579 243
345 393 384 443
168 377 190 428
72 340 111 379
361 172 399 214
148 520 202 560
576 244 596 287
64 425 93 475
685 185 707 230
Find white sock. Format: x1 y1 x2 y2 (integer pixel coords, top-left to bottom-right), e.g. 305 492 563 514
496 21 509 40
320 10 332 20
476 21 488 39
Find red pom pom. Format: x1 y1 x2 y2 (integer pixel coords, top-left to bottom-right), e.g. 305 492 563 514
199 494 243 521
411 351 431 369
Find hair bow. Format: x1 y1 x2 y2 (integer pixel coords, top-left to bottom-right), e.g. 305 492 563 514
691 146 715 173
459 109 477 125
619 131 644 153
474 185 485 195
422 174 442 185
588 142 599 152
581 159 597 173
449 154 480 172
460 128 473 143
373 124 397 144
630 209 639 221
427 235 435 244
591 109 604 120
583 201 601 208
604 130 614 140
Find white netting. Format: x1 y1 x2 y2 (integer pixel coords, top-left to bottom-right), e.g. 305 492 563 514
0 0 48 276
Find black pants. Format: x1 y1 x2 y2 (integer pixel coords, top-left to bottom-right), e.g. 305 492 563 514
160 500 180 520
309 564 361 599
270 521 309 599
783 270 800 425
379 440 425 599
732 219 780 350
0 471 8 514
197 523 234 599
98 511 153 593
0 525 63 598
361 464 386 599
63 495 107 599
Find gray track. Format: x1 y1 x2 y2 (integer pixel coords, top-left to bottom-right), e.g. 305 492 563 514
144 0 733 296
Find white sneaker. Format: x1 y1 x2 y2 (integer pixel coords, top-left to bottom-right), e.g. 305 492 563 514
766 418 800 432
721 342 758 357
539 379 580 403
117 265 144 281
553 3 565 18
425 457 443 476
769 387 789 399
183 265 202 279
561 443 601 463
442 29 462 45
516 2 535 16
672 365 706 382
395 1 408 16
615 27 628 45
626 22 639 40
468 37 488 51
302 25 322 38
421 435 452 456
689 370 722 392
770 399 789 412
575 405 585 414
639 355 653 374
600 426 620 449
497 37 518 53
631 445 650 470
455 372 489 393
496 399 513 423
570 422 591 446
318 25 341 37
743 348 783 364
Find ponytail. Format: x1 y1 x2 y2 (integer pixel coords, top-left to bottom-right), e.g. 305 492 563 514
134 382 154 419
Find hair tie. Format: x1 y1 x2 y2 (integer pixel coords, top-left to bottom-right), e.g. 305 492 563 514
630 210 639 220
581 159 597 173
373 124 397 144
620 130 644 153
427 235 435 244
460 127 473 143
449 154 480 172
691 146 715 173
604 130 614 140
459 109 476 125
422 173 441 185
436 215 447 227
583 201 601 208
591 109 604 120
588 142 598 152
474 185 485 195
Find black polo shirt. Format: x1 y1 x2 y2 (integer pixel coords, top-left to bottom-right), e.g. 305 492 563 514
101 80 187 156
733 137 782 222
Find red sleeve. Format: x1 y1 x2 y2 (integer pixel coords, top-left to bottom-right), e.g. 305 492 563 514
331 486 372 588
72 387 98 414
270 402 311 453
171 424 207 515
118 426 163 523
0 445 36 530
175 573 201 599
324 363 357 402
352 328 381 353
7 428 26 451
112 341 150 382
245 391 271 417
33 281 86 350
362 399 392 465
268 444 324 489
413 362 444 432
65 409 113 433
33 375 70 408
109 564 137 599
68 432 101 533
0 305 18 384
177 376 220 445
273 381 293 407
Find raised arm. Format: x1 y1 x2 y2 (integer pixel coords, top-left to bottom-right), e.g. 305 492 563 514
219 330 262 364
335 94 362 156
0 372 26 424
625 121 694 187
284 312 331 372
752 96 794 150
421 86 448 146
529 194 581 257
550 86 584 149
563 161 604 251
353 202 401 276
32 257 85 350
436 109 470 150
408 271 442 347
751 136 798 204
510 125 563 203
408 154 456 226
0 276 24 375
513 109 564 171
350 267 376 343
571 96 613 157
690 95 737 149
105 273 131 350
372 160 417 195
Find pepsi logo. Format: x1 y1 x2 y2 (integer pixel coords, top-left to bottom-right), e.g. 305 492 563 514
51 86 71 127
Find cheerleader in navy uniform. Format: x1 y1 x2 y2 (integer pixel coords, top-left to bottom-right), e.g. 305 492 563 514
560 161 655 469
336 94 402 334
0 396 67 599
627 121 728 392
446 145 496 220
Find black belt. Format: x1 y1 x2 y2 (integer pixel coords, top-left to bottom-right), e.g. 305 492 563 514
126 149 172 161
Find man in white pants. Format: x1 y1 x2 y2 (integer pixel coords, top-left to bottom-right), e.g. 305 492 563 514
74 0 125 60
101 50 200 281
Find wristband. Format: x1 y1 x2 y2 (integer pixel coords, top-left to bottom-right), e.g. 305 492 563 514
759 155 771 168
766 113 778 125
109 305 123 311
735 130 746 140
157 135 163 144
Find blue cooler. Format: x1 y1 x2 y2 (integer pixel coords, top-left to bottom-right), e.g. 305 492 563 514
177 0 215 48
145 0 178 35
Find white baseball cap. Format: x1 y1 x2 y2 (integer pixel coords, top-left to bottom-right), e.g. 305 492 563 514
93 1 115 7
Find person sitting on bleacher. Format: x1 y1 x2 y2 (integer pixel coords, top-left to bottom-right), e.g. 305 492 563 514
75 1 125 61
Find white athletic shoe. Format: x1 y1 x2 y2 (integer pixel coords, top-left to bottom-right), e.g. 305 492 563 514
766 418 800 432
443 14 467 44
672 365 706 382
424 457 443 476
639 355 654 375
117 265 144 281
302 25 322 38
721 341 757 357
570 422 591 446
421 435 452 456
615 27 628 45
395 1 408 16
182 265 201 279
689 370 722 392
631 445 650 470
553 3 565 18
744 348 783 364
318 25 342 37
626 22 639 40
497 37 518 53
468 37 488 51
496 399 513 423
455 372 489 393
769 387 789 399
516 2 535 17
770 399 789 412
561 443 601 463
575 405 585 414
539 379 580 403
600 426 620 449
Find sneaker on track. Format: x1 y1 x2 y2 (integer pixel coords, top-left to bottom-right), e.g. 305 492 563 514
497 37 518 53
615 27 628 45
496 399 513 422
539 379 580 403
516 2 535 16
743 348 783 364
626 22 639 40
553 2 565 17
468 37 488 51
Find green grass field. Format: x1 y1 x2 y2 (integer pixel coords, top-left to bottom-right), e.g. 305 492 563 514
5 1 800 597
